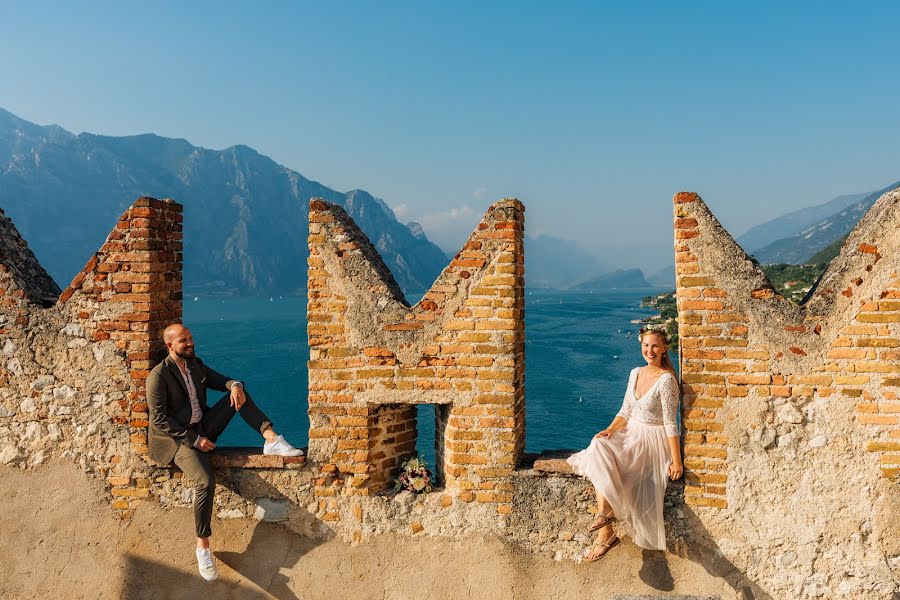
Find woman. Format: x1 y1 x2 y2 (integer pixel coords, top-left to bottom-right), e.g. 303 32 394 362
566 326 682 562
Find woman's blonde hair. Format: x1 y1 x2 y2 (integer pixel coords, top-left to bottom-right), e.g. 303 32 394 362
639 327 677 379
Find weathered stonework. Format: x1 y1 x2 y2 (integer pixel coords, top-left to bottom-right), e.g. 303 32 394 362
2 190 899 599
674 190 900 597
306 198 526 521
0 198 182 510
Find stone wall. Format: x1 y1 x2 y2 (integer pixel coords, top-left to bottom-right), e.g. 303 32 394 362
674 190 900 597
1 191 899 599
0 198 181 511
306 198 526 520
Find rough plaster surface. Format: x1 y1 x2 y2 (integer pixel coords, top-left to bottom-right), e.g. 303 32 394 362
674 190 900 598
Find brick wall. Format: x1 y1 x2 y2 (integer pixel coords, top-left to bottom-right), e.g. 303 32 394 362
0 197 181 514
307 198 526 522
674 189 900 498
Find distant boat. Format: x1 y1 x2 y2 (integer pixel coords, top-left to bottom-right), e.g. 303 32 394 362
193 297 199 302
269 297 274 302
613 355 619 359
578 396 583 402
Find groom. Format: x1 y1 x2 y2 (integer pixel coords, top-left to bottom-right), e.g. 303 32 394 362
146 323 303 581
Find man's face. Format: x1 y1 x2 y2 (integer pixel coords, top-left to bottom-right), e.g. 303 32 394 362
168 328 196 359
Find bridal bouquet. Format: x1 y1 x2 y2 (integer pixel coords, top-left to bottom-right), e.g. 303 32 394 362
394 456 434 494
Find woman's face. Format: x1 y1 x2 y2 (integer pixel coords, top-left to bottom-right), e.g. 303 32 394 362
641 332 667 367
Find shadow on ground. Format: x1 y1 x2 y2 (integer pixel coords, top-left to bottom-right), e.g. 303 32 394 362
123 470 330 599
675 504 774 600
640 549 675 591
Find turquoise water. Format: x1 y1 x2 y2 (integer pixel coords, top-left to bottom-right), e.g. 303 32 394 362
183 289 670 464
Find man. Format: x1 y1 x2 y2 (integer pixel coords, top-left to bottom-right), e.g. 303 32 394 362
146 323 303 581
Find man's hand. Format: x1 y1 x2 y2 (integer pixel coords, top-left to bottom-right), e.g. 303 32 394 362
197 437 216 452
230 384 246 411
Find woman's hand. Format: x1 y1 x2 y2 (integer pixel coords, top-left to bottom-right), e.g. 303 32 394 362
668 461 683 480
593 429 612 439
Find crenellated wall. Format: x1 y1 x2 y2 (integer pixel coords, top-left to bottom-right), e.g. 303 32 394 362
306 198 526 518
1 190 899 599
0 198 182 510
674 189 900 597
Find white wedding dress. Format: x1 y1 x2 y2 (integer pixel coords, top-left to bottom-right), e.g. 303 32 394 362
567 367 680 550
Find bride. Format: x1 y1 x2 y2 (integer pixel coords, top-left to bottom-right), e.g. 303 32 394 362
567 326 683 561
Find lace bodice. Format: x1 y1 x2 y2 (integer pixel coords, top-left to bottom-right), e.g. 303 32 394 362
616 367 680 437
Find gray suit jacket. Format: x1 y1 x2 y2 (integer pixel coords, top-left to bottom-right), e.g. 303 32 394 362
146 355 240 464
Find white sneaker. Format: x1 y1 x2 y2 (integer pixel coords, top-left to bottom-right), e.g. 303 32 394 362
196 547 219 581
263 434 304 457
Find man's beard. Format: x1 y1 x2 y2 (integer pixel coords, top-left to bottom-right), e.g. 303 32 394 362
175 347 195 359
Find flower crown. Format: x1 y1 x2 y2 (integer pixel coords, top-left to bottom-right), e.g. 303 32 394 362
639 324 669 340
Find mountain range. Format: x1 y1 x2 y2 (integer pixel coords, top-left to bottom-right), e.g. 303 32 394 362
524 234 606 288
571 268 652 290
748 180 900 264
735 192 868 254
2 108 892 295
0 108 447 296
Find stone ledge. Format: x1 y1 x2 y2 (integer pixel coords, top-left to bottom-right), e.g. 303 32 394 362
209 447 306 469
613 596 721 600
150 447 309 470
522 450 577 476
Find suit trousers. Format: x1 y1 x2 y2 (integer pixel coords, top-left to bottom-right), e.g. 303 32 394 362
172 390 272 538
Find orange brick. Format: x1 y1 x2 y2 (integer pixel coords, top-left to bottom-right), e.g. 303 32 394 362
857 313 900 323
682 300 725 310
708 313 748 324
827 349 868 359
854 362 900 373
867 441 900 451
682 349 725 360
858 338 900 348
857 414 899 425
679 276 716 287
704 338 749 348
727 374 770 385
685 496 728 509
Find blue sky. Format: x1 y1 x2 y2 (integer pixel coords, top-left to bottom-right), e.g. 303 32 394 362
2 1 899 274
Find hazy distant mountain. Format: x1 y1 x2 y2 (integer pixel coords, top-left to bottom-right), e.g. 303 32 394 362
751 180 900 264
647 264 675 287
571 268 652 290
0 108 448 296
806 234 848 265
524 234 604 289
737 192 868 254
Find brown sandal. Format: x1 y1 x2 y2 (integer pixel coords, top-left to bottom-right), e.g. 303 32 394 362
588 510 616 532
584 535 620 563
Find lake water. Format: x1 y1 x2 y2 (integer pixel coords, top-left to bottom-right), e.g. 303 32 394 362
183 289 670 464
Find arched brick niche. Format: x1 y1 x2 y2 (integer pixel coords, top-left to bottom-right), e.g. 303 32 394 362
306 198 526 519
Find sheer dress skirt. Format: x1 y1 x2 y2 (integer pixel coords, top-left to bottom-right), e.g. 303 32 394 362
567 418 671 550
